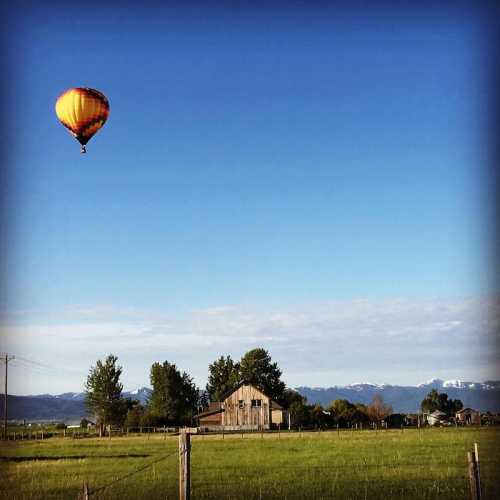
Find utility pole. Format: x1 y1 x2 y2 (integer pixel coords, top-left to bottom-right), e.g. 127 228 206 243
1 353 15 440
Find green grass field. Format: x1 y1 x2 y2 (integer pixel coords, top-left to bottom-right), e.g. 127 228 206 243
1 428 499 499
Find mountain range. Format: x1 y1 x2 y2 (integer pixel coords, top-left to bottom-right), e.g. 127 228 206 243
296 379 500 413
2 379 499 423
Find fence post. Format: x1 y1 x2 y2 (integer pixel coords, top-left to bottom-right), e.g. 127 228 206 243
474 443 481 499
467 451 480 500
179 431 191 500
82 481 89 500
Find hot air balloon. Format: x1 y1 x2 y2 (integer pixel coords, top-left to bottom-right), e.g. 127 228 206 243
55 87 110 153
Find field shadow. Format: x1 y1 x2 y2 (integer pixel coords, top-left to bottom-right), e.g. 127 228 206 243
0 454 151 462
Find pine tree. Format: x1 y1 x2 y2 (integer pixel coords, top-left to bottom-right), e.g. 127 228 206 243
206 355 240 402
239 348 286 403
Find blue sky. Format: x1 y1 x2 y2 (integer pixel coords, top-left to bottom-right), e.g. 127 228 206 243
1 2 498 394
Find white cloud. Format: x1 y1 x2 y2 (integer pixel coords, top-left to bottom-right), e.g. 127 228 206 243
1 295 498 394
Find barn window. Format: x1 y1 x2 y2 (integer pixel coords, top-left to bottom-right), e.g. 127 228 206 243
238 400 245 409
251 399 262 407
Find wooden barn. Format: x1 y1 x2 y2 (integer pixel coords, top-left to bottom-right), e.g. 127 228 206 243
197 382 285 431
456 408 481 425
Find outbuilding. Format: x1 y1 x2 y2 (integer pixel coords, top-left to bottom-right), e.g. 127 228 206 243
426 410 448 426
456 408 481 425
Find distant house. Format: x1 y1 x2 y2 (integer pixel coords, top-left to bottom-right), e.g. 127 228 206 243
404 414 419 427
197 382 285 431
425 410 448 426
456 408 480 425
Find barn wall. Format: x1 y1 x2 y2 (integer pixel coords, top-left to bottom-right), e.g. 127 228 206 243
223 384 271 429
271 409 283 425
199 413 222 426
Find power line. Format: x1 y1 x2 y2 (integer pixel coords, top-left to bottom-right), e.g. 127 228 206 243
9 355 84 377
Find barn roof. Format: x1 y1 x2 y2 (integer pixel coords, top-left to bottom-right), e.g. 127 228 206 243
220 381 284 410
196 406 225 419
456 408 478 414
430 410 447 417
220 380 265 401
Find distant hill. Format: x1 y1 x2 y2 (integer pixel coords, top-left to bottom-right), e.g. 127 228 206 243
295 379 500 413
2 379 499 422
0 387 152 423
0 394 88 422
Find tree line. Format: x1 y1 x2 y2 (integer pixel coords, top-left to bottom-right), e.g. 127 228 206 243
84 347 286 434
84 348 463 435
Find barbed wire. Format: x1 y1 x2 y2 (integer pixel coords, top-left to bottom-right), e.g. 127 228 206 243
88 449 179 497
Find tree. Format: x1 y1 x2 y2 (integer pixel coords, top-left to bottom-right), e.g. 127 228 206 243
148 361 199 426
329 399 356 428
289 399 311 428
281 388 306 409
366 394 393 423
80 418 90 429
206 356 240 402
328 399 371 428
123 401 145 429
198 389 210 411
239 348 286 403
420 389 463 416
311 404 330 429
85 354 126 436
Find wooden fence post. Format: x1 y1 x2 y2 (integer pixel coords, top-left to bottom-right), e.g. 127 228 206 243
179 431 191 500
82 481 89 500
474 444 481 499
467 451 481 500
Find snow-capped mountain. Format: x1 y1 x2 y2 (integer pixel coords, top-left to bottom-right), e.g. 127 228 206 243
27 387 152 405
4 380 500 422
123 387 152 405
417 379 500 390
296 379 500 413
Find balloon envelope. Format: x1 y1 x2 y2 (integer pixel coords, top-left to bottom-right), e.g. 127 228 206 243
55 88 109 152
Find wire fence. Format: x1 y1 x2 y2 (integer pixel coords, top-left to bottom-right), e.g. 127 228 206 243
84 448 179 499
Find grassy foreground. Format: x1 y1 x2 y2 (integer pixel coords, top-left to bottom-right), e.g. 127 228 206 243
1 427 499 500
